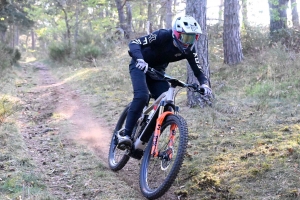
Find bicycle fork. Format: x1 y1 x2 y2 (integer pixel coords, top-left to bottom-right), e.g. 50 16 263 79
151 111 177 159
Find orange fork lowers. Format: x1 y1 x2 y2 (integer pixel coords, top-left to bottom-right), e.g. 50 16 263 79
151 111 177 158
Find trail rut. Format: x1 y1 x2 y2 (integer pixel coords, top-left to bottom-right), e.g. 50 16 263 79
19 62 178 200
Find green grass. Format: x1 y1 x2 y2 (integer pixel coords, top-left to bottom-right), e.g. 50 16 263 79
0 69 54 199
0 61 141 199
43 43 300 199
2 33 300 199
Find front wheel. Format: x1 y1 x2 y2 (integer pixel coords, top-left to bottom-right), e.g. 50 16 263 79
139 114 188 199
108 104 130 171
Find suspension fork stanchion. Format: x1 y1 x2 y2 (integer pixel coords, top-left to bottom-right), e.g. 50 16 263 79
151 111 173 157
167 124 177 159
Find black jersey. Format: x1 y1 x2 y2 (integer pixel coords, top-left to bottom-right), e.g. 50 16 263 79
128 29 208 85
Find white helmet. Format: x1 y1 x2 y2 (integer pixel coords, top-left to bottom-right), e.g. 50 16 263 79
172 15 202 52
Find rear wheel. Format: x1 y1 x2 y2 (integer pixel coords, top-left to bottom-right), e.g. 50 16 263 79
108 104 130 171
139 114 188 199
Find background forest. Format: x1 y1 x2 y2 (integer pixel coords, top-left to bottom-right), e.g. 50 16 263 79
1 0 300 199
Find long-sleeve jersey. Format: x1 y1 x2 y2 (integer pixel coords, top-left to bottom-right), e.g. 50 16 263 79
128 29 208 85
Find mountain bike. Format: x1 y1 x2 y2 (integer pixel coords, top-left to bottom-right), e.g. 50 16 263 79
108 68 206 199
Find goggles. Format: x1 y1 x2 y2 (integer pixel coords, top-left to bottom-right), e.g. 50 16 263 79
179 33 199 45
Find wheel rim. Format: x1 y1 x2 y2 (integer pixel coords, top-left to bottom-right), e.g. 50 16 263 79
109 134 128 166
145 121 179 190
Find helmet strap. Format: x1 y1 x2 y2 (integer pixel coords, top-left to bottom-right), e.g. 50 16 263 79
174 38 186 54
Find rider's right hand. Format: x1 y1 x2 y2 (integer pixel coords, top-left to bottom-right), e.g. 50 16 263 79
136 59 148 73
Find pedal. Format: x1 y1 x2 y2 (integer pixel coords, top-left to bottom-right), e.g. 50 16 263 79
117 144 131 151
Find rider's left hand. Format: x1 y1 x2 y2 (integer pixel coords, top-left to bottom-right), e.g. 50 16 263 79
200 84 212 96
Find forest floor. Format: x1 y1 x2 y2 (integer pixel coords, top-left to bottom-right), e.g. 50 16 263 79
2 49 300 200
4 62 179 200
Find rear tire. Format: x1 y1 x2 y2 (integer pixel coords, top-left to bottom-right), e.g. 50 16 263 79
139 114 188 199
108 104 130 171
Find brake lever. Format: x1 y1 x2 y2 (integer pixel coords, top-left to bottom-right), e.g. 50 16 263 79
190 83 205 95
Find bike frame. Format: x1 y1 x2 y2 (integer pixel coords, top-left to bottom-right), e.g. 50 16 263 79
126 68 206 161
132 74 185 158
109 68 207 199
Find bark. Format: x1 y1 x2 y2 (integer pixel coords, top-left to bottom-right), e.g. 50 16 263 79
125 1 132 38
0 30 5 42
139 2 144 30
165 0 172 29
14 25 19 47
115 0 130 38
55 0 71 50
62 7 71 49
291 0 300 27
159 1 164 28
219 0 224 24
74 2 79 50
186 0 210 107
223 0 244 65
268 0 288 34
147 0 152 21
147 0 153 34
241 0 249 28
31 29 35 50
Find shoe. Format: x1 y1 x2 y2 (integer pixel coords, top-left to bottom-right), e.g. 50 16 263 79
117 129 132 150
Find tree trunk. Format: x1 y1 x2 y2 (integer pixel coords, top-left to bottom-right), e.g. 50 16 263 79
268 0 288 34
0 30 5 42
31 29 35 50
241 0 249 29
159 1 165 28
165 0 172 29
62 7 71 50
139 2 144 31
126 1 132 38
291 0 300 28
14 25 19 47
74 2 79 50
219 0 224 24
186 0 210 107
223 0 244 65
12 23 15 48
147 0 153 34
115 0 129 38
54 0 71 50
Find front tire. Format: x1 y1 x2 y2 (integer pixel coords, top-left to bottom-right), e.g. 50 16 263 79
139 114 188 199
108 104 130 171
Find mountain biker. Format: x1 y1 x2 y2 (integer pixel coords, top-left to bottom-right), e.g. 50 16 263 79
118 15 212 147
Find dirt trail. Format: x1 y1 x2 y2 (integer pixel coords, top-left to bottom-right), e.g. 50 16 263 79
19 62 140 199
19 62 178 200
37 65 111 156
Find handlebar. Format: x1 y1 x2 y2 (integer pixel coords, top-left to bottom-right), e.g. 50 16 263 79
148 67 205 95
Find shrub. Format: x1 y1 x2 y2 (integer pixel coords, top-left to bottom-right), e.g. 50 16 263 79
74 30 116 61
0 43 22 71
75 44 102 62
0 46 11 70
11 48 21 63
48 42 71 62
276 28 300 53
241 26 269 55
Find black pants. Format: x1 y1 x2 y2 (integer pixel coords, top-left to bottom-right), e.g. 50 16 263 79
124 59 169 136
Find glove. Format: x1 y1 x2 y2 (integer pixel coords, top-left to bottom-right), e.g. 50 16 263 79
200 84 212 96
136 59 148 73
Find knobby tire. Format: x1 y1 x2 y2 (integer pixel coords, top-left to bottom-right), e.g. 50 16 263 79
139 114 188 199
108 104 130 171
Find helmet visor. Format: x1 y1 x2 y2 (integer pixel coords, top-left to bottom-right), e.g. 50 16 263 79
180 33 196 45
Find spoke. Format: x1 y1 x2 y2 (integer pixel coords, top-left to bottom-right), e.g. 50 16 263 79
146 123 180 190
